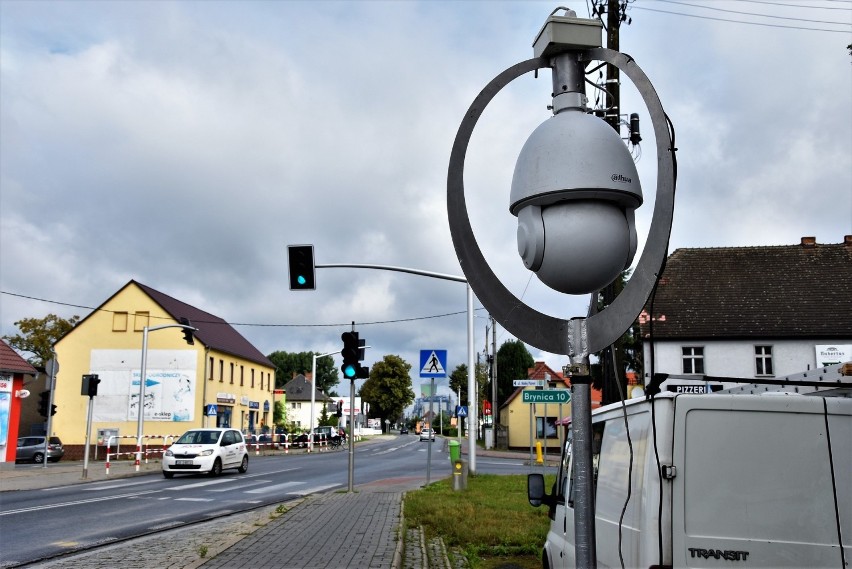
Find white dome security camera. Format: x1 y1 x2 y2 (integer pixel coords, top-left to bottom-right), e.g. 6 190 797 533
510 84 642 295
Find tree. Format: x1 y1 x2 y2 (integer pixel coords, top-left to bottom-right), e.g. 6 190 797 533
359 355 415 426
593 269 643 405
3 313 80 366
267 351 339 395
273 399 287 429
496 339 534 405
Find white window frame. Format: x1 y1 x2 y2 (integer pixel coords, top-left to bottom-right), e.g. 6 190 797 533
682 346 705 375
755 345 774 376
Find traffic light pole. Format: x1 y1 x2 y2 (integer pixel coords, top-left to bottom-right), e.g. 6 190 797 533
42 351 57 469
136 323 197 471
317 263 478 474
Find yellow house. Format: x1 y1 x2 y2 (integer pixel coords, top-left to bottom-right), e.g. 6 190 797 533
498 361 602 452
52 280 276 459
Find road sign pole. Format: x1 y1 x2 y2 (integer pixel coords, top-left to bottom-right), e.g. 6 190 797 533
426 376 435 485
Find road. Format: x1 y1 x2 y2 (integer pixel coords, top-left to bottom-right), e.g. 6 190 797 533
0 435 531 567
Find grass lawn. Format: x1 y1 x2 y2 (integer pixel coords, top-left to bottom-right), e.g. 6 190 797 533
403 472 556 569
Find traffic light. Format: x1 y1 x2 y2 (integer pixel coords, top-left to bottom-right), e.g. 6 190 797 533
81 374 101 397
341 332 360 379
38 390 50 417
287 245 315 291
50 404 57 416
179 317 194 345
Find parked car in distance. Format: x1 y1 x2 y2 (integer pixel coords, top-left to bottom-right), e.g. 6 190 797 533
400 426 409 435
162 428 248 478
16 436 64 463
419 428 435 442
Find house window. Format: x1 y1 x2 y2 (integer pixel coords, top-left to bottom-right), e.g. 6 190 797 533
536 416 559 439
209 357 214 381
219 360 224 383
682 346 704 374
113 312 128 332
240 366 244 386
755 345 773 376
260 372 264 391
134 312 150 331
230 363 234 384
251 369 255 388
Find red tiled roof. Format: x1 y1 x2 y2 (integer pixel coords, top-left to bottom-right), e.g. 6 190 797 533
0 339 38 375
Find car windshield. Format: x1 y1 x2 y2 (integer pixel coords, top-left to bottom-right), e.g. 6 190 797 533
177 431 220 445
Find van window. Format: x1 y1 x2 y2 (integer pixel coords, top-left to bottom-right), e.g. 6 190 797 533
595 412 650 524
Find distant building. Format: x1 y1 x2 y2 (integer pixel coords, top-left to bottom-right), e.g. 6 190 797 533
640 236 852 391
50 280 275 459
280 373 331 430
0 339 38 467
499 361 602 451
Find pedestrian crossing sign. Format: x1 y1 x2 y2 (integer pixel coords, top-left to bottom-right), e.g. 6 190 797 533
419 350 448 378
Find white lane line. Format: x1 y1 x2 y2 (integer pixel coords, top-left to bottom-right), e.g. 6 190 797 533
0 490 162 516
244 481 304 494
292 483 340 496
164 478 238 490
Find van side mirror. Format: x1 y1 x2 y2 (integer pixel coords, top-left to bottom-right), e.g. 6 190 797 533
528 473 547 507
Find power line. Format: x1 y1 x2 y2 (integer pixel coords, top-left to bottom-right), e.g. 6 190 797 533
0 290 482 329
737 0 852 11
632 4 851 32
654 0 851 24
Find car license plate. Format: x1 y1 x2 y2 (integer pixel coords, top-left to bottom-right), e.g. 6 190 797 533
176 459 194 465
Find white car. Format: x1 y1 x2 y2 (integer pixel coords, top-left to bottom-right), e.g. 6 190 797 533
162 428 248 479
419 428 436 442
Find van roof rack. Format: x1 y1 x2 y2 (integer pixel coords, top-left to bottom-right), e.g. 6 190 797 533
649 362 851 398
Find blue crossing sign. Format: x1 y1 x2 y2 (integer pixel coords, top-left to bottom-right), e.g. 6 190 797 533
456 405 468 418
420 350 448 378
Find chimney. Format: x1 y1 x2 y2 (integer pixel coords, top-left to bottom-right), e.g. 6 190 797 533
844 235 852 247
800 236 816 248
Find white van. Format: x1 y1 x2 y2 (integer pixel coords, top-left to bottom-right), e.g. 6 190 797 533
528 364 851 569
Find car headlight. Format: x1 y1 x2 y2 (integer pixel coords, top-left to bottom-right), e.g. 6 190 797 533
199 449 214 456
165 449 174 457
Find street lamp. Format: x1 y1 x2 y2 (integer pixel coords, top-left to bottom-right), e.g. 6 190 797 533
447 9 676 568
135 321 197 472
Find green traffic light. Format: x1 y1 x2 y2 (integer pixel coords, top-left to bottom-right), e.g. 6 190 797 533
343 364 357 379
297 275 306 286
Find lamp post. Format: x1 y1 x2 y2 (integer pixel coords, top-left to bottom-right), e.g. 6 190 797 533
309 350 339 453
136 321 196 472
447 9 675 567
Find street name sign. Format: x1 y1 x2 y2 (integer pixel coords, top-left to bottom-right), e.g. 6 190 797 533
522 390 570 404
513 379 543 387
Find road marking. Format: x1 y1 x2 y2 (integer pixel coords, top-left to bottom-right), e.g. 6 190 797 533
174 497 211 502
164 478 238 490
207 480 272 492
0 490 162 516
244 481 304 494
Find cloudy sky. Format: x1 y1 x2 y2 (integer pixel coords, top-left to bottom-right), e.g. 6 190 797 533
2 0 850 396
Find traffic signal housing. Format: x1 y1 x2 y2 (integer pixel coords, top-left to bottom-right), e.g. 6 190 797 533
179 317 195 345
341 332 360 379
81 374 101 397
287 245 316 291
38 391 50 417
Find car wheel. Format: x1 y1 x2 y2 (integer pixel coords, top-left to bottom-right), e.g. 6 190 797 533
211 458 223 476
238 455 248 474
163 471 174 479
33 452 45 464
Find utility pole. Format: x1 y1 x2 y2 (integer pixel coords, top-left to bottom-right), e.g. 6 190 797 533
598 0 633 405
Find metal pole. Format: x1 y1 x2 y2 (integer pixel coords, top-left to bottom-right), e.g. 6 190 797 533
569 359 596 568
43 352 57 470
136 327 149 470
348 378 355 492
426 377 435 485
466 284 477 474
310 354 317 453
82 396 94 479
